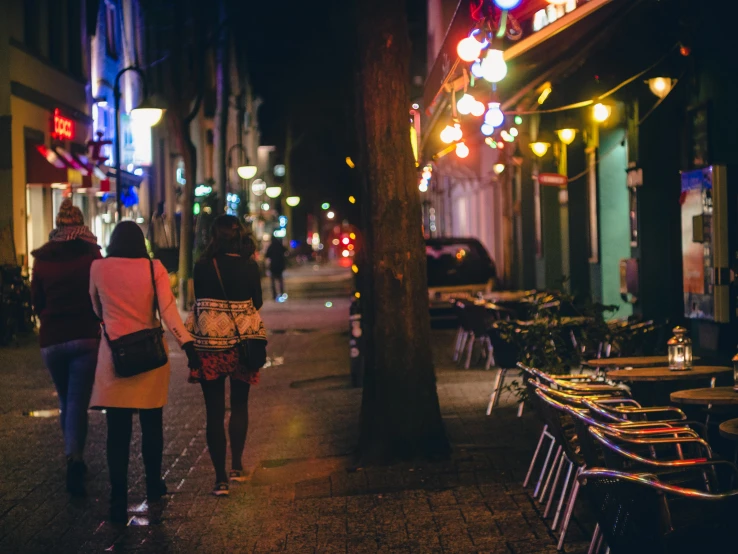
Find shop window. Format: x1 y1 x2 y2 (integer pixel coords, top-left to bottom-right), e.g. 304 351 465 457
24 0 41 54
105 2 119 59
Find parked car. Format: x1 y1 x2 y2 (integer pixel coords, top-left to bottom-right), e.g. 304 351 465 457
426 237 496 319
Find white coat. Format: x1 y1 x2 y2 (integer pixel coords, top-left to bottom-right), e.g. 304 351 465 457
89 258 191 409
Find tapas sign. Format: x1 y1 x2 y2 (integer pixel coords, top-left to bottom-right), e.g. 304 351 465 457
51 109 74 140
537 173 568 187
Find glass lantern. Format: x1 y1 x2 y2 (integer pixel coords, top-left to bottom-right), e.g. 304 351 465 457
667 326 692 371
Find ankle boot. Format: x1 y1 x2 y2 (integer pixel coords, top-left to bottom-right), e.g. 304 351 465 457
146 478 168 502
66 459 86 498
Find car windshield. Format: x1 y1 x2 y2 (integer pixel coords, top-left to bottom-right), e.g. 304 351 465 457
426 239 494 287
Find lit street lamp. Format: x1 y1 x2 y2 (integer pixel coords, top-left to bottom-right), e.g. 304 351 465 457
286 196 300 207
114 65 165 221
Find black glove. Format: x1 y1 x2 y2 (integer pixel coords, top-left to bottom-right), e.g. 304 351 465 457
183 342 202 370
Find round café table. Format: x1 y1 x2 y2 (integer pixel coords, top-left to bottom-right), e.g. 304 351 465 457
719 418 738 464
607 366 731 407
671 386 738 406
586 356 700 369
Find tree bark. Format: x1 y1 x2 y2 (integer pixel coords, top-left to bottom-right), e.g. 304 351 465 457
355 0 449 464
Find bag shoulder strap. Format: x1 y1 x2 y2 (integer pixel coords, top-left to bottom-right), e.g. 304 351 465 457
213 258 244 342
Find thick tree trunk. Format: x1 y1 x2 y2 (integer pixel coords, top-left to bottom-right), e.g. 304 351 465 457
355 0 449 464
213 0 229 213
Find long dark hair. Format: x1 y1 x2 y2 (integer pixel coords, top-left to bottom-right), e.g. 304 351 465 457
201 215 256 260
107 221 149 259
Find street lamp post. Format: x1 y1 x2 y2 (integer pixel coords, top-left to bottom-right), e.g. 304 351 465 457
113 65 164 222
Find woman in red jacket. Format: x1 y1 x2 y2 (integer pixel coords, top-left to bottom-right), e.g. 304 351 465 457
31 199 102 498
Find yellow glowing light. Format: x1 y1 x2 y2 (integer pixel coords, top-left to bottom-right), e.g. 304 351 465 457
537 86 552 105
237 165 258 180
345 157 355 168
455 249 466 260
351 264 359 273
332 239 340 245
354 291 361 299
493 163 505 175
285 196 300 207
557 129 577 145
265 186 282 198
348 195 356 204
530 142 550 157
647 77 675 99
410 126 418 163
593 103 612 123
348 244 354 251
349 232 356 239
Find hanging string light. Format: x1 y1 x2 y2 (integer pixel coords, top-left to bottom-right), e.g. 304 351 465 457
481 49 507 83
457 30 487 62
470 100 486 117
455 142 470 158
484 102 504 128
456 93 476 115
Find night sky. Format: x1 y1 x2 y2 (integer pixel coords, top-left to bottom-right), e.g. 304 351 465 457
239 0 426 239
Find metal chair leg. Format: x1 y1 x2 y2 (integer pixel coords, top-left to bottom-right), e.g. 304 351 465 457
457 331 469 365
487 367 505 414
464 331 475 369
539 445 562 503
588 524 601 554
557 466 582 551
523 425 549 487
552 459 574 530
544 451 565 517
484 339 495 370
452 326 464 361
517 401 525 417
533 436 557 499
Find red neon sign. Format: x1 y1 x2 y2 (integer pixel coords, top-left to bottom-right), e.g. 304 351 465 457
51 109 74 140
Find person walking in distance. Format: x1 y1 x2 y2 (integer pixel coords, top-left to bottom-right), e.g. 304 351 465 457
31 199 102 497
89 222 201 523
265 235 287 300
186 215 266 496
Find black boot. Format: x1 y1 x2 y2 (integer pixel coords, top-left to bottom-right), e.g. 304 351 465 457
146 478 168 502
109 485 128 524
66 458 86 498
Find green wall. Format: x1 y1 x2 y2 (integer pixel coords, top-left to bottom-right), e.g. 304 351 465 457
598 128 632 318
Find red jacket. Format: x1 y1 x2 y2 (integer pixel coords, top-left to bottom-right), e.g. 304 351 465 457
31 240 102 347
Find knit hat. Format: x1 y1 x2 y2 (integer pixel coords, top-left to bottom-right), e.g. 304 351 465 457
56 199 84 227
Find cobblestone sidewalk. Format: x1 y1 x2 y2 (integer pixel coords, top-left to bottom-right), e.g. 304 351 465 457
0 294 593 553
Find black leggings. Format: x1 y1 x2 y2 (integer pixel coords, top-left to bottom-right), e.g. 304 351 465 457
200 377 251 483
105 408 163 506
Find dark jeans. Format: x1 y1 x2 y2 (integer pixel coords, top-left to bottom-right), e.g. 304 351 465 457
271 273 284 299
200 377 251 483
40 338 100 458
105 408 163 507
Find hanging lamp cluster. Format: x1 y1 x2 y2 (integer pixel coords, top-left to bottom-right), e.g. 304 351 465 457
440 0 524 159
418 164 433 192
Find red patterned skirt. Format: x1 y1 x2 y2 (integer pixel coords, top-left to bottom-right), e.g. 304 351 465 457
188 347 260 385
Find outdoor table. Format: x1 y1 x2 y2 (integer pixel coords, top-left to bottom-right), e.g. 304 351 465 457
670 386 738 406
586 356 700 369
719 418 738 464
608 366 732 407
482 290 536 303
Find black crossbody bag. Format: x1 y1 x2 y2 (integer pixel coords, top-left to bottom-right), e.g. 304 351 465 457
103 259 168 378
213 259 267 371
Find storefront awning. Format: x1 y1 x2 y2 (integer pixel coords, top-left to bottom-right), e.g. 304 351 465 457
25 143 79 185
107 169 144 191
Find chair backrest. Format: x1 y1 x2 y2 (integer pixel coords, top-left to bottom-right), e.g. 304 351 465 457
457 299 489 333
531 387 583 465
579 468 738 554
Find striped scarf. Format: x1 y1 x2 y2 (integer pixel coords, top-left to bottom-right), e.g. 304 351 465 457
49 225 99 245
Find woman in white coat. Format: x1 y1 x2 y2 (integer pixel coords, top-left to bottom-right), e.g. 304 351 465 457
89 221 201 524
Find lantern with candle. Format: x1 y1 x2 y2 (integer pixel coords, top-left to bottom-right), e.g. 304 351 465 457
667 326 692 371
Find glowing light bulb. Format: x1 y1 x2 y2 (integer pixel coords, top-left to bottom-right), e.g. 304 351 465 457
509 127 519 137
470 101 486 117
419 182 428 192
450 123 463 142
530 142 550 157
493 163 506 174
481 123 494 136
593 103 611 123
648 77 674 99
455 142 470 159
422 170 431 180
456 93 475 115
514 116 523 125
484 102 504 128
471 60 483 79
457 34 484 63
481 49 507 83
494 0 522 8
557 128 576 145
440 125 455 144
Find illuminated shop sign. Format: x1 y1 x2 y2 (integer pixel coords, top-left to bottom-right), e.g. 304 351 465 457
532 0 583 32
51 109 74 140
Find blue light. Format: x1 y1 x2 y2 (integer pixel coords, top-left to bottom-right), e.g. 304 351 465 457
290 240 299 249
278 215 287 228
493 0 521 9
